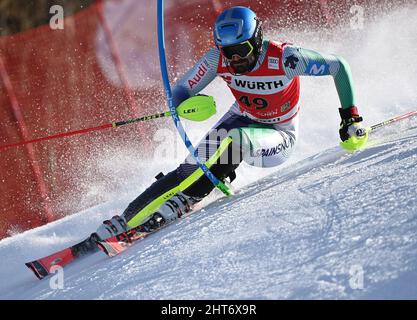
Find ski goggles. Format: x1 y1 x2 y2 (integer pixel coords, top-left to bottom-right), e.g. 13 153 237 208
219 40 254 60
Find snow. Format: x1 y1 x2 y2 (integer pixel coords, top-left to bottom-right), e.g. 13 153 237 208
1 5 417 299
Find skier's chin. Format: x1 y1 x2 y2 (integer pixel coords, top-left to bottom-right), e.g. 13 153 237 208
230 59 251 74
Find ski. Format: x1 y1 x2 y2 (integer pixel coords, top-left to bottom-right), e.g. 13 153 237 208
25 235 99 280
25 213 184 279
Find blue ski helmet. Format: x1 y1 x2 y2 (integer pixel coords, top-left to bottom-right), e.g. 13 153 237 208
213 7 263 61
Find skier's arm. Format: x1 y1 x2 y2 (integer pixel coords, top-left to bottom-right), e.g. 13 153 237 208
283 45 367 148
171 48 220 108
282 45 356 110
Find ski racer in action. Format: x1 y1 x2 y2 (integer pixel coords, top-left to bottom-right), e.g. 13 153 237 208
95 6 368 240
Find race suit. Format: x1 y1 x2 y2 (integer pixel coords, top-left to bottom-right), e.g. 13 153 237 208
122 40 357 228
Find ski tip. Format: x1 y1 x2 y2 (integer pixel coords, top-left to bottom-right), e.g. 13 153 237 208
25 261 49 280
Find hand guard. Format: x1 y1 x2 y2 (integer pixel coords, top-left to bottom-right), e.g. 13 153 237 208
176 95 216 122
339 106 368 151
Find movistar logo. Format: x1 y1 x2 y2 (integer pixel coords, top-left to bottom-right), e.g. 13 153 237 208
306 62 330 75
234 79 284 90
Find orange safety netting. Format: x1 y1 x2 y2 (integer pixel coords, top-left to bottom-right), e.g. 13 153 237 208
0 2 154 238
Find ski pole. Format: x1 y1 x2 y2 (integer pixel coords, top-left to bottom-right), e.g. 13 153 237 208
369 110 417 133
0 95 216 152
341 109 417 152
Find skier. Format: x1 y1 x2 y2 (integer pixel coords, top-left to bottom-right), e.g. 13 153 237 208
95 6 367 240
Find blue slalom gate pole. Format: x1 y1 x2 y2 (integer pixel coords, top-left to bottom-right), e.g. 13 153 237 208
156 0 232 196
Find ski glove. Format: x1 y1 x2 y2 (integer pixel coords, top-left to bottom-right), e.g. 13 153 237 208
339 106 367 142
339 106 369 152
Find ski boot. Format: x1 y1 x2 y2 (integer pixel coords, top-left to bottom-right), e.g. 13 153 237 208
141 192 201 232
93 215 129 241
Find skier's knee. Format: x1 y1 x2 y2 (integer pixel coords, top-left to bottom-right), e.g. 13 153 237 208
240 127 296 168
178 137 240 198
